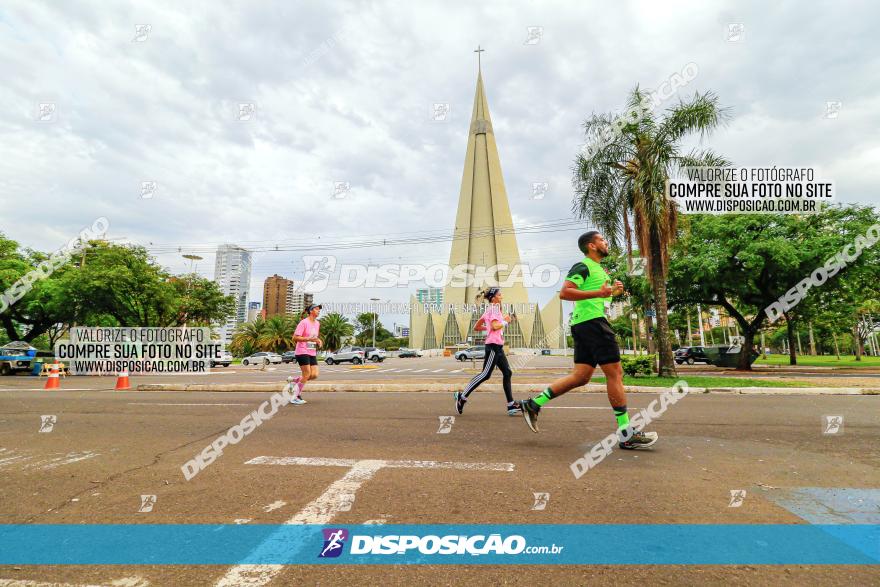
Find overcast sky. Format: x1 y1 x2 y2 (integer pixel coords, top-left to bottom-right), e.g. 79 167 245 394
1 0 878 326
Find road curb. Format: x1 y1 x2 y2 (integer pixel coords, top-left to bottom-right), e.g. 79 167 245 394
135 382 879 395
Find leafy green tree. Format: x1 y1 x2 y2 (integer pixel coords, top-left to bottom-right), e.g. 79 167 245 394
257 315 298 353
230 318 265 357
573 87 730 375
320 312 354 352
667 206 880 369
354 312 391 346
165 275 236 327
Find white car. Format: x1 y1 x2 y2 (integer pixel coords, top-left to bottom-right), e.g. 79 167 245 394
324 347 366 365
241 352 283 366
210 351 234 368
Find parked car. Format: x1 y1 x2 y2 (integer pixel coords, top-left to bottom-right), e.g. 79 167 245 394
210 351 234 368
241 352 283 366
674 346 710 365
454 346 486 361
397 348 423 358
324 347 366 365
364 347 387 362
281 351 297 364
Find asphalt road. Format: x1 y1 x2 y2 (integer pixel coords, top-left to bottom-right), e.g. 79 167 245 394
0 387 878 585
3 355 879 390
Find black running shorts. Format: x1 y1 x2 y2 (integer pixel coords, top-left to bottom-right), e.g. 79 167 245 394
571 317 621 366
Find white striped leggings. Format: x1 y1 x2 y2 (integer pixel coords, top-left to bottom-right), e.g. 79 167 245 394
461 343 514 403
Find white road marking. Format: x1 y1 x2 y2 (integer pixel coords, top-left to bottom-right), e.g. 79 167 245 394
127 403 246 406
431 369 445 373
25 451 99 471
262 500 286 512
396 368 412 372
544 406 608 410
246 456 515 472
450 369 463 373
412 369 429 373
0 577 148 587
0 388 93 392
0 449 98 471
216 456 515 586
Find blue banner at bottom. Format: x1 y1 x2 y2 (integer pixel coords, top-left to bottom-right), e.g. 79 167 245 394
0 524 877 565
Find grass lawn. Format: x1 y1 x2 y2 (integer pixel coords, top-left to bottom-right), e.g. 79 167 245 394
592 375 807 388
753 355 880 368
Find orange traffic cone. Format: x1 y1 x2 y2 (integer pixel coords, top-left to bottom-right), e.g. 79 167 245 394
115 370 131 390
44 363 61 390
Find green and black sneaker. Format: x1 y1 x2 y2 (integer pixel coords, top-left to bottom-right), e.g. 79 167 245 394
521 399 540 433
619 430 658 449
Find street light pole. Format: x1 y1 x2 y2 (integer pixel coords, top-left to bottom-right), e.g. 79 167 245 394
370 297 380 348
696 304 706 347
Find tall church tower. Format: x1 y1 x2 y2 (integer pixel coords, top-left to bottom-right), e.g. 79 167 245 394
409 59 563 351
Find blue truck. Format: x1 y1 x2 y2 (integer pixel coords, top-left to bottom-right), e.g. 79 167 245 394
0 341 37 376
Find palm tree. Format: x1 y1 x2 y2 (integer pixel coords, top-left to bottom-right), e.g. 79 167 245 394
319 312 354 352
229 317 266 357
257 315 298 353
573 87 729 376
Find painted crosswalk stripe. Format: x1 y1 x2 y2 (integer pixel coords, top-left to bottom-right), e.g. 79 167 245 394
431 369 444 373
215 456 514 586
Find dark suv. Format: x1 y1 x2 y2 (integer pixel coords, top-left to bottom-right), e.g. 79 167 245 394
674 346 710 365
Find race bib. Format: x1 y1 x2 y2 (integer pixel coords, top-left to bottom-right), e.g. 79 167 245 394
306 342 317 350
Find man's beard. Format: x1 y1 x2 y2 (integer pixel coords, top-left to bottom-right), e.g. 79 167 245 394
597 247 609 258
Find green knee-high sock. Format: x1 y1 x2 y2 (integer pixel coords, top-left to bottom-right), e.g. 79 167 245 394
532 387 554 407
613 405 633 440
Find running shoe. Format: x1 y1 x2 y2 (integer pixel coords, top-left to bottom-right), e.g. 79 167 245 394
521 399 540 433
454 391 465 415
619 430 658 449
507 400 521 416
290 398 307 406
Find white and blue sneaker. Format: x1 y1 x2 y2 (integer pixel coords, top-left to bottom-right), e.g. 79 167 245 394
290 397 307 405
507 400 521 416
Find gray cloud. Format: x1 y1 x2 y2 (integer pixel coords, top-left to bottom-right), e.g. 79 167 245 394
1 0 877 321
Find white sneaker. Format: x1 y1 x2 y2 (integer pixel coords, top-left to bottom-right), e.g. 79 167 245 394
290 398 306 405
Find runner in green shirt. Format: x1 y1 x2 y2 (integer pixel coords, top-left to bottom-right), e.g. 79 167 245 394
520 231 659 450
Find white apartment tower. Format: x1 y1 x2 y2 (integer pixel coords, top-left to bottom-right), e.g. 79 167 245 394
214 244 252 344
